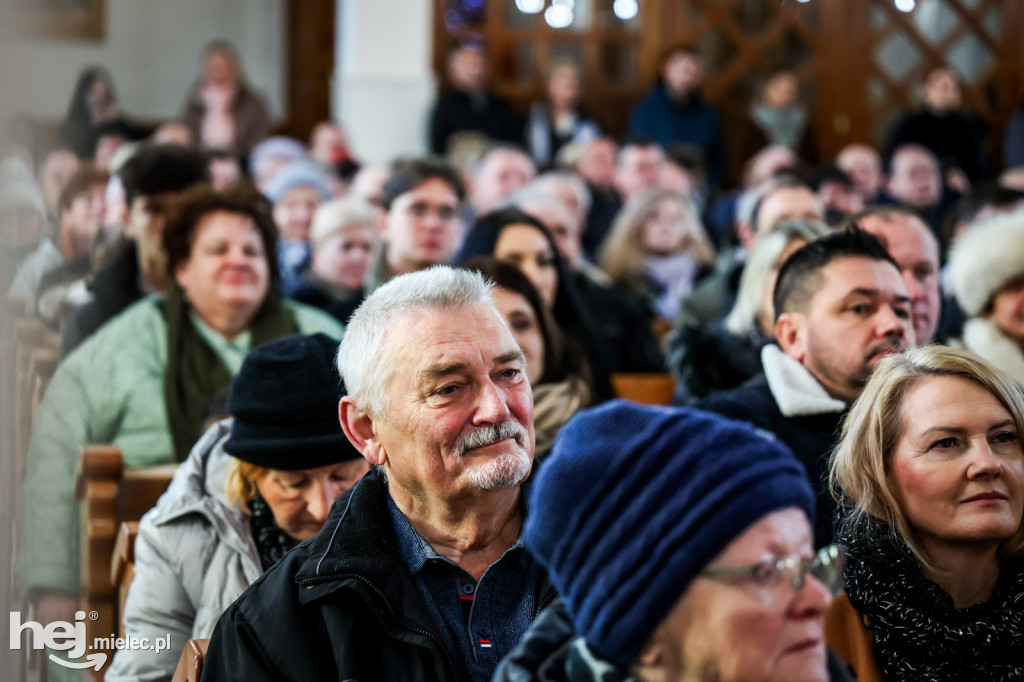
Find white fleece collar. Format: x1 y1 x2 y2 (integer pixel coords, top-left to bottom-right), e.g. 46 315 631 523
962 318 1024 386
761 344 847 417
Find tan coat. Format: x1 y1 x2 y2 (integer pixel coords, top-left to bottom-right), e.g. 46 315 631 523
181 81 272 157
825 592 885 682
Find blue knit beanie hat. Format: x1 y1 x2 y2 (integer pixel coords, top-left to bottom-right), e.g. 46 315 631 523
264 159 332 204
248 136 308 177
525 400 815 670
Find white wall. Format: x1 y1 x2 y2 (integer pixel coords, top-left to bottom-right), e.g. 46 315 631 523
0 0 435 162
335 0 435 164
0 0 285 126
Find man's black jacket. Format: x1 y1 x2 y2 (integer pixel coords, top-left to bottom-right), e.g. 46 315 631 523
62 241 145 357
203 469 556 682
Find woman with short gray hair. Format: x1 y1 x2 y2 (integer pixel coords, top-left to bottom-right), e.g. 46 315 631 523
289 196 379 324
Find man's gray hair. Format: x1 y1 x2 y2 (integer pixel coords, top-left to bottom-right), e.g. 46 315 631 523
338 266 498 416
501 189 578 235
531 171 593 215
737 174 807 234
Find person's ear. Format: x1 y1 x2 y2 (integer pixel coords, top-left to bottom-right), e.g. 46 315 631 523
120 206 133 236
775 311 807 363
339 397 386 466
174 260 190 291
632 635 665 679
735 220 756 252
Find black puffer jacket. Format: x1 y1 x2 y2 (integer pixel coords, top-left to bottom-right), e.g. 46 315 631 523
204 469 556 682
572 273 665 374
287 274 365 326
61 241 146 357
700 374 846 549
667 323 770 405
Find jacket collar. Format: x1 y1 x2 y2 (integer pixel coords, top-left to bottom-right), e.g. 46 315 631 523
296 469 400 579
294 469 555 606
364 249 397 294
148 419 259 565
963 318 1024 385
88 239 141 301
761 345 847 417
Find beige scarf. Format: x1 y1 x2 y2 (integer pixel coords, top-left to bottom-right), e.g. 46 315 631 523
532 375 590 461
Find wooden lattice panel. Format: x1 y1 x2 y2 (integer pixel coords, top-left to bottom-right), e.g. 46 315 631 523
432 0 1024 177
865 0 1004 142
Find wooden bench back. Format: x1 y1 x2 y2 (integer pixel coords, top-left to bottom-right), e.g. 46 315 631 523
2 310 60 682
76 446 175 680
14 319 60 473
111 522 140 640
611 373 677 406
172 639 210 682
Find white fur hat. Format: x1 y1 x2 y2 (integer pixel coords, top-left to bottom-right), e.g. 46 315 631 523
947 209 1024 317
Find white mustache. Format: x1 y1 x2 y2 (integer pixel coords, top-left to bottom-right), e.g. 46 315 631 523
453 421 528 459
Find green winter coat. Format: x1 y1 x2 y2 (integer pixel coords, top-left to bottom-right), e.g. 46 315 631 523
18 295 343 594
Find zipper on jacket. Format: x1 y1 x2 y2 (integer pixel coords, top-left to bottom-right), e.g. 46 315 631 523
299 572 459 681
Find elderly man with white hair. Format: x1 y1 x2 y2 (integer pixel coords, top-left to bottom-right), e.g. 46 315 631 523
204 266 555 682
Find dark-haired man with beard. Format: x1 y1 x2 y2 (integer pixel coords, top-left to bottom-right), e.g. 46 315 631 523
702 229 913 547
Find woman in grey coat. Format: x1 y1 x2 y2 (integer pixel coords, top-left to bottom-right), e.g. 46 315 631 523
106 333 369 682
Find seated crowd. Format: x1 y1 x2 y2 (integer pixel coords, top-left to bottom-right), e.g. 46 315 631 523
4 37 1024 682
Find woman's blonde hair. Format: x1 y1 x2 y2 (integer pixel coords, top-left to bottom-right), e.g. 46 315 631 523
225 458 270 514
723 217 831 336
830 345 1024 573
599 187 715 295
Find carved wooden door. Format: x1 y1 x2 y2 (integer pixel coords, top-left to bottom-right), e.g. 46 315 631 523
433 0 662 140
433 0 1024 181
652 0 828 180
284 0 336 140
852 0 1021 159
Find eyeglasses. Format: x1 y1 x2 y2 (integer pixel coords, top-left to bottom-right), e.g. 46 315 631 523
700 544 846 596
405 201 458 222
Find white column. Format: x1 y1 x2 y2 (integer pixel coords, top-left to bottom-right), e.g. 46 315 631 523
335 0 435 164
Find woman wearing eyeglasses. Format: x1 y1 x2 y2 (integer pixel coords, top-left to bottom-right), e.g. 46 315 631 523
828 345 1024 681
495 400 853 682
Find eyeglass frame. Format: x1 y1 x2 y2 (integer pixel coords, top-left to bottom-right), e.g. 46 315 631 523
699 543 846 595
402 200 459 222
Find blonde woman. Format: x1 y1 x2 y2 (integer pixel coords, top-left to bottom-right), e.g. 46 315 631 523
600 187 716 320
106 334 369 682
827 345 1024 681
